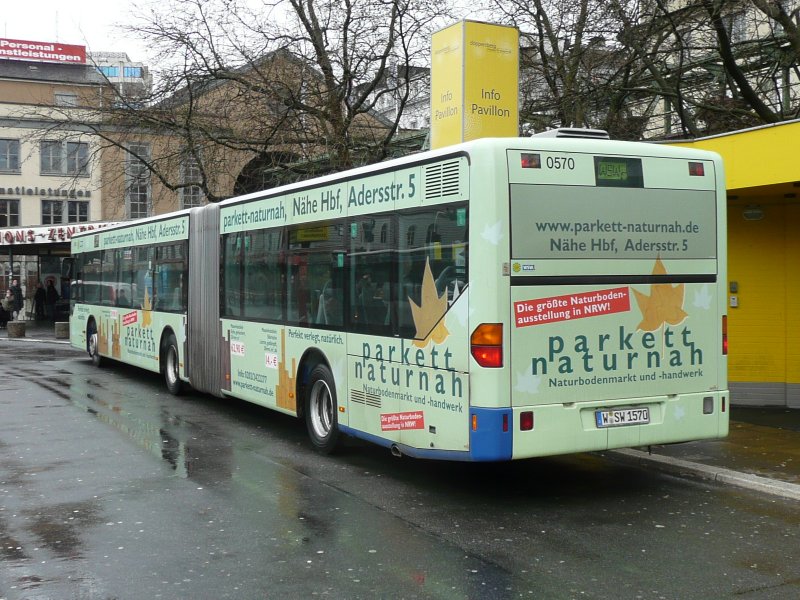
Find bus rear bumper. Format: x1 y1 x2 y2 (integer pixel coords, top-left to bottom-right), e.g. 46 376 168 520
511 391 730 459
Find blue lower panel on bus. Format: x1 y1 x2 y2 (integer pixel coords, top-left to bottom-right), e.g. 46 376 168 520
337 425 469 460
340 408 512 462
469 407 513 461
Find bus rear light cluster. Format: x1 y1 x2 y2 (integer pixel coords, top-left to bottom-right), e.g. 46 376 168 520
520 153 541 169
470 323 503 368
722 315 728 355
520 411 534 431
688 162 705 176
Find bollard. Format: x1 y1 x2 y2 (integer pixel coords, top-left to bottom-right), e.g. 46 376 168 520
55 321 70 339
7 321 26 338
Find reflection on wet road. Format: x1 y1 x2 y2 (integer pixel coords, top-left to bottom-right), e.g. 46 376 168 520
0 344 798 599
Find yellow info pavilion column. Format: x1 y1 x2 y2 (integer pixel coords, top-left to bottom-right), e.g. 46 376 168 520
431 21 519 149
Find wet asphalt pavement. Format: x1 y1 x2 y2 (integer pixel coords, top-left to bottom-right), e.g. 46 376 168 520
0 337 798 599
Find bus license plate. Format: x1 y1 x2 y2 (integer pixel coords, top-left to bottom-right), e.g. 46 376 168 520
595 407 650 428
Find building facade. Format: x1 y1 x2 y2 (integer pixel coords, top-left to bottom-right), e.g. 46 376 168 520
0 39 109 306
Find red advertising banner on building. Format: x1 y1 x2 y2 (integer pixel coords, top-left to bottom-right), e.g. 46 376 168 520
0 222 117 246
0 38 86 64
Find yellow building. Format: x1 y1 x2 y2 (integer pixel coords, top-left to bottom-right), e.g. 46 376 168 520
672 121 800 408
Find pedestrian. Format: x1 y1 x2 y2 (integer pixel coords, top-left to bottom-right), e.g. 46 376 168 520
45 280 60 321
33 282 46 320
0 290 13 328
9 278 23 320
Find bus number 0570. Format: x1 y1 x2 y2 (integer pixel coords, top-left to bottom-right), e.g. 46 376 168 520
546 156 575 170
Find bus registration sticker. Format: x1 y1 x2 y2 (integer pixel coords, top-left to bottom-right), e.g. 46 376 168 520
595 407 649 428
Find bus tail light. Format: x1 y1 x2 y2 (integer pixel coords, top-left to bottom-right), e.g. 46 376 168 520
688 162 705 176
520 153 541 169
471 323 503 368
722 315 728 355
520 411 534 431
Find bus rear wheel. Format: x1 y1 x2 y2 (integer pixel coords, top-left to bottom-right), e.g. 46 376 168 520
163 333 183 395
87 320 104 367
305 364 340 454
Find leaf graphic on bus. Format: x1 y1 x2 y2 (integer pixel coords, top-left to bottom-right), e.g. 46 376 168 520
632 258 687 331
693 284 712 310
142 289 152 327
409 258 450 348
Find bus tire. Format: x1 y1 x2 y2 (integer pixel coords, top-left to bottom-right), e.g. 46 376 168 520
304 364 340 454
87 320 104 367
163 333 183 395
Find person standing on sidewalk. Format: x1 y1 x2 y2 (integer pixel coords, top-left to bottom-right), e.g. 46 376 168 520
9 279 23 320
0 290 13 327
45 280 60 321
33 282 46 320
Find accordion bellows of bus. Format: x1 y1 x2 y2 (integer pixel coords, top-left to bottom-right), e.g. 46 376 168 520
68 134 729 461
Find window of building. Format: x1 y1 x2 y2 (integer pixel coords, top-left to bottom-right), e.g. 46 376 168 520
724 11 749 44
40 140 89 176
0 139 20 172
54 93 79 107
40 141 63 174
0 200 20 227
41 200 63 224
41 199 89 224
68 200 89 222
66 142 89 175
123 66 142 78
125 143 151 219
180 155 205 209
97 65 119 77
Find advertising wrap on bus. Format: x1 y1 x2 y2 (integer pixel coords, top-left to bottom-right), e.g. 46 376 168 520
510 272 719 402
69 137 728 461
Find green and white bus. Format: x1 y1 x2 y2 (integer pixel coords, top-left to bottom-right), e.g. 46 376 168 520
70 132 729 460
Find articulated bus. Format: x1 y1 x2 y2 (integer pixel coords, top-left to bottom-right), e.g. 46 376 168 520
69 132 729 460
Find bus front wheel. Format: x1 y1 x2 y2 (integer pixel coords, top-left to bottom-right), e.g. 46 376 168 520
304 364 340 454
87 320 104 367
163 333 183 395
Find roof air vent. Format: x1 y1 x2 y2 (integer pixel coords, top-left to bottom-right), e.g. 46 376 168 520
531 128 610 139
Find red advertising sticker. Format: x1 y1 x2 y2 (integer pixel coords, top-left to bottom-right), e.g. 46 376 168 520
122 311 138 326
514 287 630 327
380 411 425 432
0 38 87 64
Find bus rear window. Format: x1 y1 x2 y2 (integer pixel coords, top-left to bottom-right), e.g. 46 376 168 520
510 184 717 261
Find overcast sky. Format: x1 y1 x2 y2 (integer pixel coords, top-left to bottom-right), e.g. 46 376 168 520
1 0 150 61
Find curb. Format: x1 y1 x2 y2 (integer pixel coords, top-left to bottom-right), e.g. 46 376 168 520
0 336 71 345
610 448 800 501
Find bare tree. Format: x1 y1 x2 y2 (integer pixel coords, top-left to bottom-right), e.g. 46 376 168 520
491 0 800 139
75 0 446 206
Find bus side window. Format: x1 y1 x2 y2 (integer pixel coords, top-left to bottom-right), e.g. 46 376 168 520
288 222 346 329
350 215 393 335
242 229 285 321
222 233 243 317
397 205 468 339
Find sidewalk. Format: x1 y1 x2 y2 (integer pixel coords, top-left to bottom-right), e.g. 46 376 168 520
4 322 799 500
1 318 71 344
610 407 800 500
